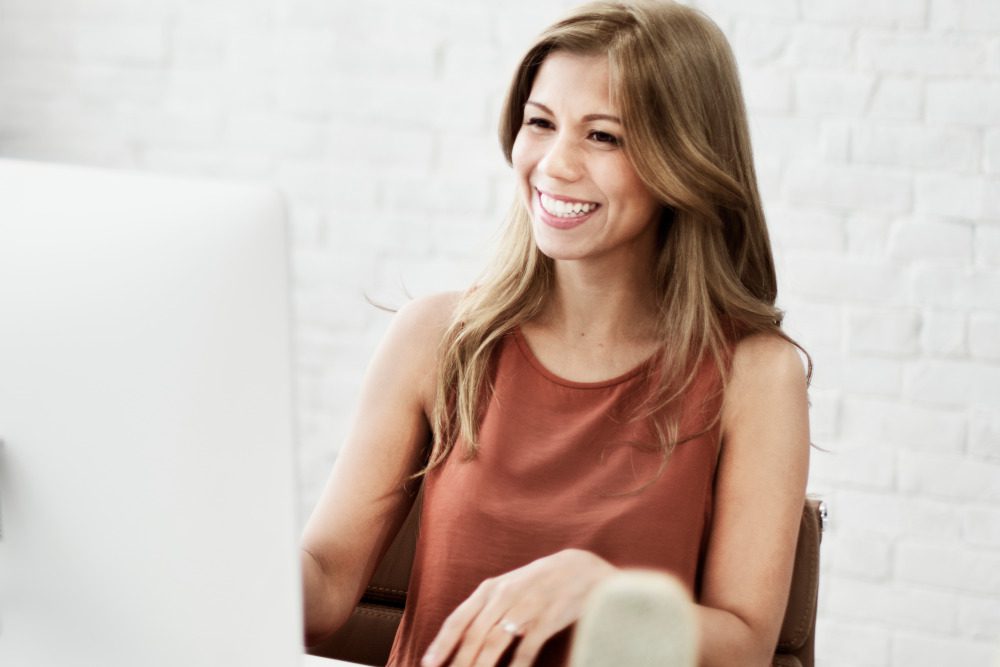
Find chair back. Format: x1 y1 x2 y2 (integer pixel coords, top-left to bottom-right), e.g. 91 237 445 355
307 494 825 667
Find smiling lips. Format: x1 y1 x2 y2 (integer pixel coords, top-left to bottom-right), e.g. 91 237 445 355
535 189 601 231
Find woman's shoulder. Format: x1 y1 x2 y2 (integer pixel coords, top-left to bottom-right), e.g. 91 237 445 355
373 291 463 415
721 333 809 433
383 290 463 372
729 332 807 382
390 290 463 342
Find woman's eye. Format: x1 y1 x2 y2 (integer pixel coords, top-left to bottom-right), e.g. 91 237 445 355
525 117 554 129
590 131 621 146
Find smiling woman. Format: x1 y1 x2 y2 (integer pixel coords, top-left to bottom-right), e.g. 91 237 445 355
300 2 811 666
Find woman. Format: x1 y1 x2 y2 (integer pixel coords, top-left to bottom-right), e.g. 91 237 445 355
301 1 811 666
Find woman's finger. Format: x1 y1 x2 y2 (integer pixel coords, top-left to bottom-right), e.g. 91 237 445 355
466 618 525 667
471 595 553 667
422 580 494 667
506 630 549 667
448 581 523 665
504 602 572 667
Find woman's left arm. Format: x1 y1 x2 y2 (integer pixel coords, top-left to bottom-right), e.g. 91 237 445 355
695 333 811 666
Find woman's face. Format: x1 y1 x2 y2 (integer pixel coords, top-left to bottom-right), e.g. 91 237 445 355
511 51 661 265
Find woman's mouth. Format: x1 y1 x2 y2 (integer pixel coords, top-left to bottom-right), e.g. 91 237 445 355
535 189 600 229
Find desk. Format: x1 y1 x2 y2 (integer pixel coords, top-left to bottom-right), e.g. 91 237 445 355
302 655 366 666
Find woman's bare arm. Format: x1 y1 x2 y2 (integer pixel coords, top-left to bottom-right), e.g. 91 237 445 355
695 334 811 666
300 292 458 646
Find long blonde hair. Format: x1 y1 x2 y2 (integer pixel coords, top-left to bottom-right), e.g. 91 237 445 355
418 0 809 479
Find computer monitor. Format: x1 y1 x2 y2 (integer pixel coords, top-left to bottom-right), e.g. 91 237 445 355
0 159 303 667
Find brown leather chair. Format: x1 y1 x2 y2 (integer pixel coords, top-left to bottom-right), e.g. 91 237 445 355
308 494 825 667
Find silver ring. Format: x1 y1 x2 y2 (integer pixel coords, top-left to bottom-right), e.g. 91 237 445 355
501 619 522 635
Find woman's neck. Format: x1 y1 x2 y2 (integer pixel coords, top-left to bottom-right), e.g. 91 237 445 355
536 257 660 347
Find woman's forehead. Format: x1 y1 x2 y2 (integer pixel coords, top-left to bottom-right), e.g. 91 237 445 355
527 51 617 116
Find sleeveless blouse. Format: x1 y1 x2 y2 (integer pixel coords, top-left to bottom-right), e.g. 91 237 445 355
387 328 724 666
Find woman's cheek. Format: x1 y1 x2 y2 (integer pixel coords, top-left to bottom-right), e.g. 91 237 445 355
510 135 534 205
511 133 527 171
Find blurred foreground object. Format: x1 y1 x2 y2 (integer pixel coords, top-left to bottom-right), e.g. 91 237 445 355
570 569 696 667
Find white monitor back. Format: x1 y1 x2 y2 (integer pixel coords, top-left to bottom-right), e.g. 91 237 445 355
0 159 302 667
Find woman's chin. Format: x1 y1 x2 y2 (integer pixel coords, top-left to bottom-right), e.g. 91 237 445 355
531 231 589 262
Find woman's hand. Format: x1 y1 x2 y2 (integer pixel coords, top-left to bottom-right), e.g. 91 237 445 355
421 548 618 667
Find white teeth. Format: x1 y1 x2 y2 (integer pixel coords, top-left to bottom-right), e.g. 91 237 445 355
539 192 598 218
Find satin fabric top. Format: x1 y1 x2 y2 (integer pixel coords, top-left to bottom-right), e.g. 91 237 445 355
387 328 724 666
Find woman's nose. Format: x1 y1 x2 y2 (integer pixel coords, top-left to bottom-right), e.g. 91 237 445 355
538 134 582 181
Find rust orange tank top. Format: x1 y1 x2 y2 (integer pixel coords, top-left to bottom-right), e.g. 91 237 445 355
387 328 724 666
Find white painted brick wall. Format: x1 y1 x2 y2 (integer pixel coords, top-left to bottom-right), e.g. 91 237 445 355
891 632 999 667
971 407 1000 460
1 0 998 664
847 307 921 356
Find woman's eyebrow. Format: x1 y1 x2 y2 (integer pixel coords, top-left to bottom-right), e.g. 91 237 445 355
525 100 622 125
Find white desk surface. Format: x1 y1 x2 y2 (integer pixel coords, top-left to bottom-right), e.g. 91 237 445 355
302 655 367 666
